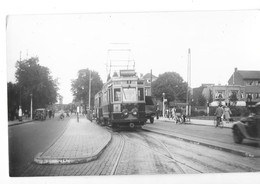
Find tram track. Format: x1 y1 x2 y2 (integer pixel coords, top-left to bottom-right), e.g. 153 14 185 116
138 131 259 173
104 126 259 174
107 131 126 175
122 131 203 174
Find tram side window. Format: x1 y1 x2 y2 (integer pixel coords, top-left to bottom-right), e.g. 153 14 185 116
114 88 121 101
138 88 144 101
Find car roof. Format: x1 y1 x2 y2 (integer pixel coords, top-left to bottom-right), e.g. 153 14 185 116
256 102 260 107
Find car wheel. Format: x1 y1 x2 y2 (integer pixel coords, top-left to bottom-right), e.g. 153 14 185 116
150 117 154 124
233 126 243 144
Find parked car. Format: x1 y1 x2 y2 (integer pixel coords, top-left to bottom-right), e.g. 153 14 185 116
34 108 47 121
232 102 260 144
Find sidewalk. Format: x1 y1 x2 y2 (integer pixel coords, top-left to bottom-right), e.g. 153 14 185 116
157 117 234 128
8 118 33 127
146 117 260 157
34 117 112 164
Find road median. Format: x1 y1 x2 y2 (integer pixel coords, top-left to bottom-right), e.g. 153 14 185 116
34 118 112 164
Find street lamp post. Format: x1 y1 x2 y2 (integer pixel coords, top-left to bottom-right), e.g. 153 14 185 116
162 93 165 118
88 70 91 110
30 94 33 120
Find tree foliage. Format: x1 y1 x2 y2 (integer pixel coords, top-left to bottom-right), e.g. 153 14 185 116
71 69 103 109
192 86 207 106
14 57 59 110
7 82 20 119
197 93 207 106
152 72 188 103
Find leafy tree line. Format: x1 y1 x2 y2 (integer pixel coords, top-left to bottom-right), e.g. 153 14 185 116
71 69 103 111
8 57 59 120
151 72 188 104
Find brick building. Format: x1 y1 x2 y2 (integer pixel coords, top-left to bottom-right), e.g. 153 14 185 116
228 68 260 102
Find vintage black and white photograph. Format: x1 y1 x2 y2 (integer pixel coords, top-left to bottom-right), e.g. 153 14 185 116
3 1 260 183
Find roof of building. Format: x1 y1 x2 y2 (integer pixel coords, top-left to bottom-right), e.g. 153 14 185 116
237 70 260 79
143 73 158 79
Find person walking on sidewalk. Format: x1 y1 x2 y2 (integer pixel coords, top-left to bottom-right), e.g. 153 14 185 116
77 106 80 122
214 105 224 127
223 105 232 123
18 106 23 122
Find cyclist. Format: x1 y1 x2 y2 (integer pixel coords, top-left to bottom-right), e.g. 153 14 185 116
214 104 224 127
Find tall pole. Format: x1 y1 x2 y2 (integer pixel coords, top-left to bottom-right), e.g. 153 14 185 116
150 69 152 96
88 70 91 110
162 93 165 118
19 51 22 106
186 48 191 117
30 94 33 120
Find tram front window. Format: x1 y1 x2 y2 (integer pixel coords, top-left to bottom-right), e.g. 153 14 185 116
114 88 121 101
122 88 136 102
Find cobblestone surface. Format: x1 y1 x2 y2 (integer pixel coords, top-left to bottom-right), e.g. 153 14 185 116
115 132 179 175
39 119 109 159
22 133 122 176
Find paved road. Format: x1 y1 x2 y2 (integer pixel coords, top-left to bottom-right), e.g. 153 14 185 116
8 117 70 176
143 119 260 157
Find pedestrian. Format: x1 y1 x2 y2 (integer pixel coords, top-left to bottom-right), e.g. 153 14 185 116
223 106 232 123
49 110 52 119
172 107 176 122
18 106 22 122
182 107 186 123
77 106 80 122
214 105 224 127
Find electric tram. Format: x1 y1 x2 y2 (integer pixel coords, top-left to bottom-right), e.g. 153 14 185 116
94 69 146 129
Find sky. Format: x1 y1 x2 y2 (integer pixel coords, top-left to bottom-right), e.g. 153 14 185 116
6 10 260 104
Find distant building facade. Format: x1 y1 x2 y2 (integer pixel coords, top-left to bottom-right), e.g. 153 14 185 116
228 68 260 102
142 73 158 96
210 85 245 106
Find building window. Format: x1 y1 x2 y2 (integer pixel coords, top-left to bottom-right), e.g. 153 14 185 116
240 92 244 99
215 91 224 99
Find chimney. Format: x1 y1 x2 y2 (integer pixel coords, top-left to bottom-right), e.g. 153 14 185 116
235 67 237 72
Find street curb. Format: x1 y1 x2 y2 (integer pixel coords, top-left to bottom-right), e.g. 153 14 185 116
158 119 232 129
142 128 258 158
34 130 112 165
8 120 33 127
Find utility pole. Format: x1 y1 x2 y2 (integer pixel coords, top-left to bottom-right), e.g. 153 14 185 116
150 69 152 96
30 94 33 120
186 48 191 118
88 70 92 110
19 51 22 106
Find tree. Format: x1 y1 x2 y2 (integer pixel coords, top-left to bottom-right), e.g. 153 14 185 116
192 86 209 106
197 93 207 106
152 72 187 103
71 69 103 110
15 57 59 110
7 82 20 120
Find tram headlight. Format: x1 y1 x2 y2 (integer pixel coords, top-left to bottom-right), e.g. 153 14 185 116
131 108 138 116
122 109 129 118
